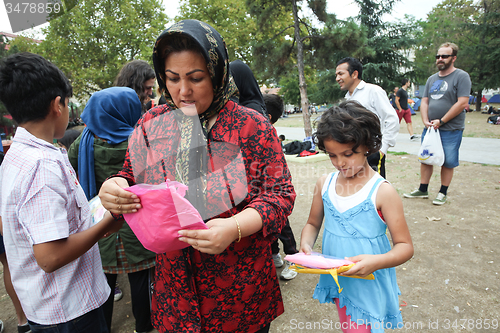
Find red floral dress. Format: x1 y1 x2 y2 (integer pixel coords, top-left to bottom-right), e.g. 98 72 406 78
117 100 296 332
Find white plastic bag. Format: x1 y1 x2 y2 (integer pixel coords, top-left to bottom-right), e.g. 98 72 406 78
418 127 445 166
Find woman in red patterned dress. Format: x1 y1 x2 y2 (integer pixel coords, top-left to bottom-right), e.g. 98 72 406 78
99 20 295 333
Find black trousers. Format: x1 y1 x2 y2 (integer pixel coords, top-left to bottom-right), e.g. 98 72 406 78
102 268 154 333
271 218 298 255
367 151 386 178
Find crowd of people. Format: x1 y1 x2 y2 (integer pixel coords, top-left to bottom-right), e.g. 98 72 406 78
0 18 474 333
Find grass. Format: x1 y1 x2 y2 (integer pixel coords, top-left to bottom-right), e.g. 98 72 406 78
274 110 500 139
388 151 410 155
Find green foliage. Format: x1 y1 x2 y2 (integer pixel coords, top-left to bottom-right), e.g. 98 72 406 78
177 0 259 62
6 34 41 54
309 69 344 104
279 66 318 106
355 0 422 91
41 0 168 101
0 35 24 118
414 0 476 82
415 0 500 108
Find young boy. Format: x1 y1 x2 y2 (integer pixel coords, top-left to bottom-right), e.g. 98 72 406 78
0 53 122 332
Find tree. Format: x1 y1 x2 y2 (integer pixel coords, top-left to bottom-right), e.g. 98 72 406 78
176 0 261 63
0 35 22 132
248 0 368 137
354 0 421 91
41 0 168 101
415 0 500 111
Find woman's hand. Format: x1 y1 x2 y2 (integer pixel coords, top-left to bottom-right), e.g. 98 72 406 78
178 217 239 255
341 254 381 278
98 177 141 214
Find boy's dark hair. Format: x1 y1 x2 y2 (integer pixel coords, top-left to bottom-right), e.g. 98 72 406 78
263 94 283 124
314 100 381 155
336 57 363 80
401 78 409 86
279 134 285 141
114 60 155 104
0 52 72 124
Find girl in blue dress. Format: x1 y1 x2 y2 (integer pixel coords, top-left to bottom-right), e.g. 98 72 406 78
300 100 414 333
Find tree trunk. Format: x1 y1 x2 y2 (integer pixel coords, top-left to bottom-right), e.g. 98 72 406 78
476 89 482 112
292 0 312 138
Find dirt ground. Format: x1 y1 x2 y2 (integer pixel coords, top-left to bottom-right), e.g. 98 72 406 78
1 112 499 332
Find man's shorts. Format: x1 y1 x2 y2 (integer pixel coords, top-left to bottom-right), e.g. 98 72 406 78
397 108 412 124
421 128 463 169
0 234 5 255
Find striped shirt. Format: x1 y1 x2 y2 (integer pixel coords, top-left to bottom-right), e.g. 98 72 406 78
0 127 110 325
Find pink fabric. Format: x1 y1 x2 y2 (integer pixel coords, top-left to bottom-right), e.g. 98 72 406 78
123 180 208 253
284 252 352 269
335 299 371 333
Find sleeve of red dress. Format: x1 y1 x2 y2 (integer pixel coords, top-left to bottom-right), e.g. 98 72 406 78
239 114 296 239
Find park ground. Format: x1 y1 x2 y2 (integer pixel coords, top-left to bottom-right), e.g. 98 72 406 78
1 111 499 332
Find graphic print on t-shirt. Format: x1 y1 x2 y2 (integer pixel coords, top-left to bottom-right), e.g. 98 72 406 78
429 80 447 100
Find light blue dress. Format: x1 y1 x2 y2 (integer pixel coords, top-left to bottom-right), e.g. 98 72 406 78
313 172 403 333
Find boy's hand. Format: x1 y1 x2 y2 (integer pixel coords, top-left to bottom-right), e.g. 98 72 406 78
102 220 125 239
100 211 124 238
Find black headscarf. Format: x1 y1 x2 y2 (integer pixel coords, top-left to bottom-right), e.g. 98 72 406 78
152 19 237 124
229 60 268 117
151 20 238 218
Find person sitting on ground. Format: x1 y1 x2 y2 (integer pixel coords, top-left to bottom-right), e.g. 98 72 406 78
0 52 122 332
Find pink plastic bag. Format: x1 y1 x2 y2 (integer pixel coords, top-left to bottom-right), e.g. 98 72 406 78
284 252 353 269
123 180 208 253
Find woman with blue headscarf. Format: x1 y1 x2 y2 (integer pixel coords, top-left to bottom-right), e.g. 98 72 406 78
67 87 156 333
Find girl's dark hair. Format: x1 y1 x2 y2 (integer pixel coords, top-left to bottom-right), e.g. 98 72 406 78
0 52 72 124
314 100 382 155
114 60 155 105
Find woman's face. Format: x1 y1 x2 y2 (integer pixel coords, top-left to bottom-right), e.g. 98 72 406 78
164 50 214 115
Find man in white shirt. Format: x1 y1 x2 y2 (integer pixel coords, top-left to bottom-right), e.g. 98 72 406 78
336 57 399 178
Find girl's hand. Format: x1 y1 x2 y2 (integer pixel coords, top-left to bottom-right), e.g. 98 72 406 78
178 217 238 255
341 254 380 278
99 177 141 214
299 243 313 255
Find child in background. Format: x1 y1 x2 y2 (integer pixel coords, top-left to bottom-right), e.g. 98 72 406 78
264 94 299 280
0 52 122 332
300 100 413 332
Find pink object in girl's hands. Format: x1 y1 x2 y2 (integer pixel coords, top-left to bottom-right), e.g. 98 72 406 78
284 252 353 269
123 180 208 253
